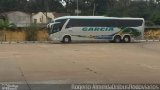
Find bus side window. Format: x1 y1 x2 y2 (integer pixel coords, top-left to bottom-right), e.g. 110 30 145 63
65 19 72 28
66 25 72 28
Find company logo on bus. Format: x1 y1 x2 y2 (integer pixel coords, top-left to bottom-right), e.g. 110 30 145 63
82 27 114 31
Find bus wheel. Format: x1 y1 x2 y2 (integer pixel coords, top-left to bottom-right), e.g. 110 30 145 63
114 35 122 43
62 36 71 43
123 36 131 43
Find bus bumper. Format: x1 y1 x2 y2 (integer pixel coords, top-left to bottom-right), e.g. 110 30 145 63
49 35 61 42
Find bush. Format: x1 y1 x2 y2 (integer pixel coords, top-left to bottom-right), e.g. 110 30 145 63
26 24 39 41
0 19 10 29
150 10 160 25
9 23 17 29
145 21 155 26
0 19 17 30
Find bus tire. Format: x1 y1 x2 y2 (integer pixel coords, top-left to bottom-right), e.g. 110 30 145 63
114 35 122 43
123 35 131 43
62 36 71 43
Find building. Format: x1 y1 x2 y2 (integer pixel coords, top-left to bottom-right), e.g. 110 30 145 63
2 11 31 27
0 11 69 27
32 12 54 24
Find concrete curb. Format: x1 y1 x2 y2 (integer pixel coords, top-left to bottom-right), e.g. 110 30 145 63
135 40 160 42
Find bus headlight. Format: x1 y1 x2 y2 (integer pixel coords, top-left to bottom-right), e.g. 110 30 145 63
54 37 59 40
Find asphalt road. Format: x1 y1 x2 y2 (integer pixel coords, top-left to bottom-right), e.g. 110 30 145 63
0 42 160 84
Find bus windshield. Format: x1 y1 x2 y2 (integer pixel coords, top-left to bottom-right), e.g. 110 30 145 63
51 23 62 33
50 19 67 34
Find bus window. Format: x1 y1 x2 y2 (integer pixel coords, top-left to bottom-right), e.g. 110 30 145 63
55 19 67 27
66 19 143 28
116 20 143 27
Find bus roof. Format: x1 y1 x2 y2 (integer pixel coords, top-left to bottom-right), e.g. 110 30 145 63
54 16 144 21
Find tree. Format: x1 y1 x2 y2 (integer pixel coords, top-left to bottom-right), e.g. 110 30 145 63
150 10 160 25
0 0 160 25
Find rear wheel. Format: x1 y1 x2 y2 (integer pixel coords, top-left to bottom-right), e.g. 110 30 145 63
123 36 131 43
62 36 71 43
114 35 122 43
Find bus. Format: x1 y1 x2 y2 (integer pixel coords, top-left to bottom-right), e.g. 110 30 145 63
48 16 144 43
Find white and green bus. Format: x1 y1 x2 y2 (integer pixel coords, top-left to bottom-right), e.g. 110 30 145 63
48 16 144 43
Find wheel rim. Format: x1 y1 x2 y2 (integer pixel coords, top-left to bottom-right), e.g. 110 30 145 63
115 38 121 43
64 38 69 42
124 37 129 42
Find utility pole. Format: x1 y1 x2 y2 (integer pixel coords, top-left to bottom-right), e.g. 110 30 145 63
77 0 79 16
26 0 32 25
93 3 96 16
93 0 96 16
45 0 49 24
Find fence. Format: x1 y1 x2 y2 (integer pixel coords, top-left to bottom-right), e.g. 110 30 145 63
0 29 48 42
0 28 160 42
145 26 160 40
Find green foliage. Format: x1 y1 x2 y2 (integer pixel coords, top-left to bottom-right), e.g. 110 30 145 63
9 23 17 29
0 0 160 25
150 10 160 25
26 24 39 41
0 19 17 30
0 19 10 29
145 21 155 26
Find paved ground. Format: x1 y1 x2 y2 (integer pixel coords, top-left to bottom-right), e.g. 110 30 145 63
0 42 160 84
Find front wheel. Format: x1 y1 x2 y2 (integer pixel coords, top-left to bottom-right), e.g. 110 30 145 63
62 36 71 43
